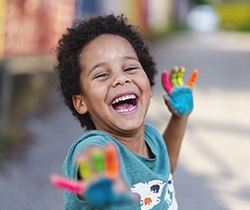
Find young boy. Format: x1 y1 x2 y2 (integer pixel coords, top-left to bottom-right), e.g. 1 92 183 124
54 14 197 210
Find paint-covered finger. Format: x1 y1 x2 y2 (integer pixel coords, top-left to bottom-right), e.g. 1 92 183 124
92 150 105 172
105 144 119 179
187 69 199 88
177 67 185 85
78 161 92 179
170 66 179 87
50 174 85 194
161 70 172 93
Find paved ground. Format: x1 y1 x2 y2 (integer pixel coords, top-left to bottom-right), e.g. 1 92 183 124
0 31 250 209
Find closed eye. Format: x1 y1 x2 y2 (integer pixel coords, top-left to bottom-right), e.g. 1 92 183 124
94 73 109 79
124 67 138 72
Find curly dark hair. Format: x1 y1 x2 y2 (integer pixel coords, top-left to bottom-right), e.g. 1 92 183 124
55 14 157 130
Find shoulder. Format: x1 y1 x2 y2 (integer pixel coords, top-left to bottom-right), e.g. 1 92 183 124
72 130 110 154
144 123 167 153
145 123 160 133
144 123 163 142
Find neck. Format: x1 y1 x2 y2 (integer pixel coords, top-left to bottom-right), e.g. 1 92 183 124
107 127 151 158
120 136 148 157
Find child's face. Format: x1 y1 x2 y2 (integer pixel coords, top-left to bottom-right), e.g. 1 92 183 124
73 34 152 135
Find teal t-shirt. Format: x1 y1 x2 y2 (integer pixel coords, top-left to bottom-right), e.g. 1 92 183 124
62 124 178 210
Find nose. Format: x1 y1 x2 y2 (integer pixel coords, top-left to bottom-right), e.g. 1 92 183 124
112 72 131 87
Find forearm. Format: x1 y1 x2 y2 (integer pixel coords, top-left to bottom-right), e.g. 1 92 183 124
163 115 189 173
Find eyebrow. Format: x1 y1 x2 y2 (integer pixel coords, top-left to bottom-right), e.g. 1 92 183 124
89 62 106 75
123 56 139 61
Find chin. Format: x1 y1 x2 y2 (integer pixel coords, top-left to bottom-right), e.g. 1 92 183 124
118 121 144 132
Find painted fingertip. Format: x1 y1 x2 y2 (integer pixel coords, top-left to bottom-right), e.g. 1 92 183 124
78 161 92 179
171 68 178 87
162 70 168 80
188 69 199 88
162 70 172 93
177 67 185 85
92 150 105 172
105 144 119 179
50 174 85 194
173 66 178 70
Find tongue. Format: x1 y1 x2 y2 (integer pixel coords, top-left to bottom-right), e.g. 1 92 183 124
114 103 134 111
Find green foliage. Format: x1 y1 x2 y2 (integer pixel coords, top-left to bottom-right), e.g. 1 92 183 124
215 3 250 31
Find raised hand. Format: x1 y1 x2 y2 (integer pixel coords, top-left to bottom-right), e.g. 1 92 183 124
50 144 137 209
162 66 198 116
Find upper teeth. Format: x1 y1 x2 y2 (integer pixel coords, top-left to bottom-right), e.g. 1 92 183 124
112 94 136 104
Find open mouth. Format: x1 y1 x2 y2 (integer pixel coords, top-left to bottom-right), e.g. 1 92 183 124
111 94 137 113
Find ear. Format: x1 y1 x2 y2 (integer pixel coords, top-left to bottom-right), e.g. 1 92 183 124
72 94 88 114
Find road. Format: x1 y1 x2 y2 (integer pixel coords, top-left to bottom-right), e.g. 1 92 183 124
0 31 250 209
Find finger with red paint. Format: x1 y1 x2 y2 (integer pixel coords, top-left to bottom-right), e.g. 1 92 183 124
162 70 172 93
50 174 85 194
104 144 119 179
187 69 199 88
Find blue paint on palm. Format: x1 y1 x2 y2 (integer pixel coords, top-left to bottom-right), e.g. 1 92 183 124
167 87 193 116
84 177 133 209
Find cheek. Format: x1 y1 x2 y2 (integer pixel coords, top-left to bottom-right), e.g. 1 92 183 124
135 70 151 85
87 83 108 102
140 77 151 93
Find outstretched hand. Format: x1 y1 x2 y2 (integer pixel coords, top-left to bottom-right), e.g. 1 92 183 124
162 66 198 116
50 144 138 209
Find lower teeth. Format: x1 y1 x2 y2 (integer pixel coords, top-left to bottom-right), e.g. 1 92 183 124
117 106 136 113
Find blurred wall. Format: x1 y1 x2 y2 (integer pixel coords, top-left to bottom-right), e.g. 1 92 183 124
0 0 76 58
0 0 176 59
76 0 174 36
0 0 6 58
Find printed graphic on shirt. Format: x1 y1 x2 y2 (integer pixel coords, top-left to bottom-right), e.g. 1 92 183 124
164 174 178 210
130 174 177 210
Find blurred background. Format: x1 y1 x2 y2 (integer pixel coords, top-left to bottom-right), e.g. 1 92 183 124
0 0 249 209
